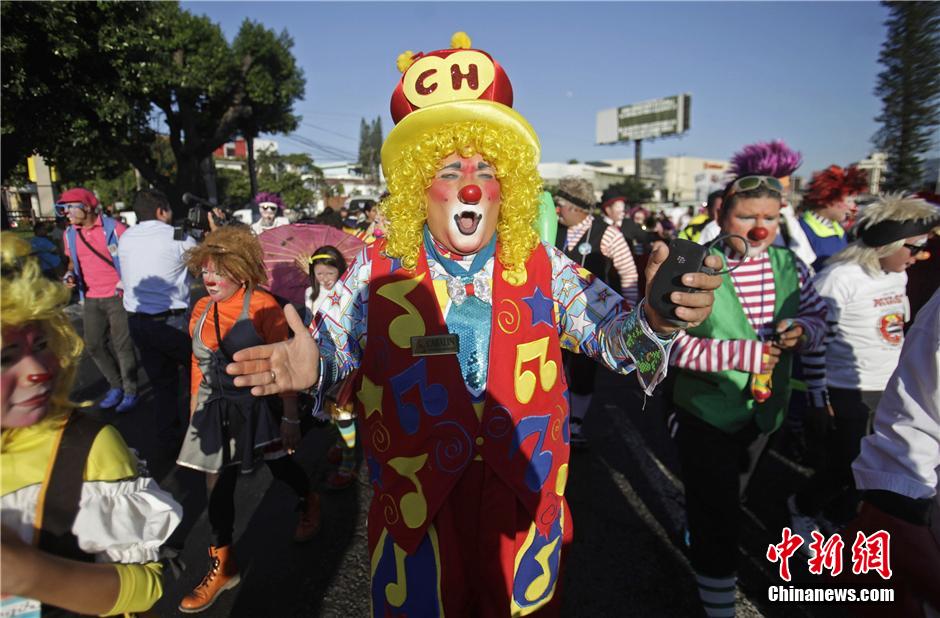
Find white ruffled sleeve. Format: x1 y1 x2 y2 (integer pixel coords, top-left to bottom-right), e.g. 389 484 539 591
72 476 182 564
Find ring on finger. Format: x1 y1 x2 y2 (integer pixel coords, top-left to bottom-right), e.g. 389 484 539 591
271 370 277 383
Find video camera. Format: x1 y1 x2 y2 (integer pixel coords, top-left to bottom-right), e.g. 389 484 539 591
174 193 235 240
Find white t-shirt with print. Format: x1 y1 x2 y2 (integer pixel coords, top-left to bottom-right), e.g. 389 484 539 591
814 261 909 391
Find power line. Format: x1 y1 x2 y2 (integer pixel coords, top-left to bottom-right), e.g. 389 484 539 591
283 134 357 161
300 110 367 119
302 122 356 142
292 134 356 160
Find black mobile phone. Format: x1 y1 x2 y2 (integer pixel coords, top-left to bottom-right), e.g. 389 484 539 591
647 238 715 326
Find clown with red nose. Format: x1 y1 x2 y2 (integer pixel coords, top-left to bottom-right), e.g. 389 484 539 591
226 32 721 616
667 171 832 613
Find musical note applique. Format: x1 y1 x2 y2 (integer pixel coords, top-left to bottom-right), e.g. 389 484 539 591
388 454 429 530
508 414 554 493
513 338 558 404
511 503 564 614
524 537 561 603
385 543 409 607
377 274 427 349
371 528 444 616
390 359 449 435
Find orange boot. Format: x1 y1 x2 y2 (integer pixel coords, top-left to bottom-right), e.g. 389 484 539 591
179 545 241 613
294 492 321 542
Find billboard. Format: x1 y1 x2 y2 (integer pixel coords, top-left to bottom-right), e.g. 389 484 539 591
596 93 691 144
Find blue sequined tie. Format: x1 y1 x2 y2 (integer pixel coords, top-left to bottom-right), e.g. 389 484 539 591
447 292 491 392
423 227 494 393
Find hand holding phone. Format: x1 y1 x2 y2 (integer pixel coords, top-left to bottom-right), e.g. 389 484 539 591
643 239 723 334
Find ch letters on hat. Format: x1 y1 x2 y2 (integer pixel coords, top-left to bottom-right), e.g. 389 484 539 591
403 51 496 108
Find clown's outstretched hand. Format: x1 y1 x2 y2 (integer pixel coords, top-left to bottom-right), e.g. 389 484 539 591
643 243 722 335
227 304 320 396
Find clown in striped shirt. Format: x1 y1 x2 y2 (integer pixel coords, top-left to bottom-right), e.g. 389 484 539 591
553 176 641 447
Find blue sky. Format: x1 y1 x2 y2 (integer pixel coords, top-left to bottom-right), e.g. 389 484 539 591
184 1 903 176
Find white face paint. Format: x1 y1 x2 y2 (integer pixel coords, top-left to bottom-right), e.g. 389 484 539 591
425 153 502 256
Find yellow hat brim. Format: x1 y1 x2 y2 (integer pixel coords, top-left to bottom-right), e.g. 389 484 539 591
381 99 540 177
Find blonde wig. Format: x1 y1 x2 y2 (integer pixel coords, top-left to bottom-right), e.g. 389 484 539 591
185 225 267 289
382 120 542 272
1 233 85 421
829 194 939 277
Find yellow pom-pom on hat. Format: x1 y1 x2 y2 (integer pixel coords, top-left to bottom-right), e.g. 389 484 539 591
396 50 415 73
450 31 471 49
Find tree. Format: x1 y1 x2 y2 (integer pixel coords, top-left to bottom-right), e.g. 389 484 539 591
369 116 383 180
602 177 653 204
216 168 252 208
357 118 371 177
872 1 940 192
256 151 321 209
1 2 154 182
233 18 306 198
83 137 177 209
0 2 305 214
357 116 383 182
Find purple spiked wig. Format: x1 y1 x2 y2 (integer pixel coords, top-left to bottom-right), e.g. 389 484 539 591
254 192 285 212
729 140 803 179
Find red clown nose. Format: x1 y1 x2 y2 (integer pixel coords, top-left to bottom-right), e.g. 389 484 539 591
748 227 769 241
458 184 482 205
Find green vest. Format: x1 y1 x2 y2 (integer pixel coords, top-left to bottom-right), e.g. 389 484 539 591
673 246 801 434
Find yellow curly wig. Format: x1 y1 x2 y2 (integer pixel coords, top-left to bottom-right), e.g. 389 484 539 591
1 233 85 421
382 120 542 273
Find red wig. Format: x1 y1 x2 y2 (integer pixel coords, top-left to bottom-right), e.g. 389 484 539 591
803 165 868 208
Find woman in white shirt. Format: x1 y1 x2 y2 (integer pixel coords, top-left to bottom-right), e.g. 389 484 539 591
791 195 940 537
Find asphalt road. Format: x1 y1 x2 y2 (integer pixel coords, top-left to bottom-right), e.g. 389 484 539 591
67 303 852 618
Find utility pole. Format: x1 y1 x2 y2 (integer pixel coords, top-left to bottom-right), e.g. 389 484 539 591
635 139 642 180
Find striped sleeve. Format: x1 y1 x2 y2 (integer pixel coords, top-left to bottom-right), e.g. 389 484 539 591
793 257 829 351
670 331 766 373
600 225 639 307
800 265 843 406
801 319 835 407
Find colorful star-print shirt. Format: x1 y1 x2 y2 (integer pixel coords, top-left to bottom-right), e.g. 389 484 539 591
312 240 674 399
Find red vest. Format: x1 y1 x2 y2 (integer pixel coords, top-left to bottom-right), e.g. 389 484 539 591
358 239 570 553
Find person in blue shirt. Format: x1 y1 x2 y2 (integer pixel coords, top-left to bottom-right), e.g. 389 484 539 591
29 221 62 278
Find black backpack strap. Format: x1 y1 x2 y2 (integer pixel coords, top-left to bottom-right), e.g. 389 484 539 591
36 412 105 562
75 228 116 270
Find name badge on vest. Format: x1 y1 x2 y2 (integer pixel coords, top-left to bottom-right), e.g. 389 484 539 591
411 334 459 356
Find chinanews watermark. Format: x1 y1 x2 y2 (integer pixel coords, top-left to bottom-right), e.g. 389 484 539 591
765 527 895 604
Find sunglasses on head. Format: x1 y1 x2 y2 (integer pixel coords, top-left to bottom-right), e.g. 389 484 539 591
726 175 784 198
54 203 85 216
